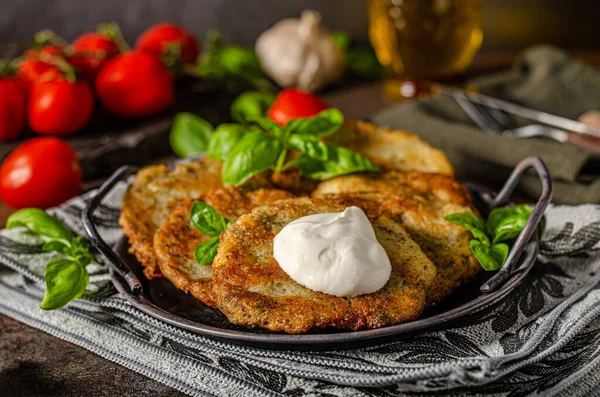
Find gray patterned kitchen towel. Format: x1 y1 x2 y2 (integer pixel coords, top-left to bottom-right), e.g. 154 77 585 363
1 184 600 397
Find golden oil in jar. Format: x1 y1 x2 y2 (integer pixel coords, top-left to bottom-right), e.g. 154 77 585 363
369 0 483 79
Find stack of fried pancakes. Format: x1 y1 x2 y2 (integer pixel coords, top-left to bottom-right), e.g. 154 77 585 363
120 121 480 334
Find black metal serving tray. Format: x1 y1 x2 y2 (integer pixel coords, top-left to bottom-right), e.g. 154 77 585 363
82 157 552 350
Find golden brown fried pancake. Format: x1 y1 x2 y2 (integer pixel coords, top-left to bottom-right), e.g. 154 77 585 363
153 188 294 306
326 121 454 176
212 197 437 334
269 121 454 193
119 158 270 279
312 171 480 306
312 170 472 206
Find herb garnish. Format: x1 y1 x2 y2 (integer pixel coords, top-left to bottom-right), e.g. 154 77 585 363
170 112 214 158
197 30 274 91
444 204 533 271
170 91 379 186
331 31 387 80
6 208 97 310
189 201 232 265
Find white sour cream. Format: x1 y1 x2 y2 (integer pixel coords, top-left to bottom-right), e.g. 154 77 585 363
273 206 391 297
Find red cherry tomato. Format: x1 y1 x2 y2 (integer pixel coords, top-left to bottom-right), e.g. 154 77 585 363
136 23 200 64
28 79 94 135
70 32 120 80
19 45 65 85
0 78 27 141
17 60 62 85
267 89 331 126
0 137 82 209
25 44 64 59
95 51 174 118
73 32 119 55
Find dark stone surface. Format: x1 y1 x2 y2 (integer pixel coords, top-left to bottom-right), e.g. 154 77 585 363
0 315 185 397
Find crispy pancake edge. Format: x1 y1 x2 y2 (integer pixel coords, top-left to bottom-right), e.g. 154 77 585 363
212 197 437 334
153 188 295 306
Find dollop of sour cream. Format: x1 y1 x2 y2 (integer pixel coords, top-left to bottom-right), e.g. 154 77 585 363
273 206 391 297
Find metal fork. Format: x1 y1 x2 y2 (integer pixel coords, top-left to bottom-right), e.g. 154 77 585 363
453 93 600 151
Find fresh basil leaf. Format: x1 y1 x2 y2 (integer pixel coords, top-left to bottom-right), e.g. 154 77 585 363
231 91 275 126
197 30 226 80
222 131 283 186
470 240 509 271
331 31 351 51
287 134 329 161
444 212 490 245
6 209 72 241
68 236 95 266
487 204 533 235
42 239 71 255
295 144 379 180
247 116 286 140
190 201 232 237
40 258 89 310
169 113 213 158
218 45 262 78
492 215 528 244
207 123 246 161
284 108 344 137
194 237 220 265
197 30 273 90
345 48 386 80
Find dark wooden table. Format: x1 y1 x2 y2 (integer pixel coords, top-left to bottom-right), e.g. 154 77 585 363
1 50 598 396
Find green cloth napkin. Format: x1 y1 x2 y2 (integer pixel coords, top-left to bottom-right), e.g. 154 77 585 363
374 45 600 204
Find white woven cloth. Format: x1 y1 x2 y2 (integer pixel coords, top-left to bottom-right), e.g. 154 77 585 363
1 184 599 397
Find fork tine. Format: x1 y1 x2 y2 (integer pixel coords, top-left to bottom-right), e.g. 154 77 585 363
453 91 505 133
478 97 518 129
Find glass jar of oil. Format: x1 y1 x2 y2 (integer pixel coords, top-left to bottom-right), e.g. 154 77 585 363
369 0 482 79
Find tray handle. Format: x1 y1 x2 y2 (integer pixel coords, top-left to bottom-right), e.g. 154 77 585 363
82 165 143 295
480 156 553 293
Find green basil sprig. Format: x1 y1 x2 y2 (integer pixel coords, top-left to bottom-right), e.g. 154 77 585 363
207 123 246 161
295 145 379 180
331 31 386 80
6 209 97 310
197 30 274 91
220 106 377 185
190 201 232 265
221 131 283 186
170 95 378 186
170 112 214 158
444 204 533 271
284 108 345 137
230 91 275 126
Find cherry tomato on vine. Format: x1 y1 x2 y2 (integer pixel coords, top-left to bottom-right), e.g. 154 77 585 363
136 23 200 64
0 77 27 141
18 45 64 85
70 32 120 80
0 137 82 209
28 79 94 135
267 89 330 126
95 51 174 118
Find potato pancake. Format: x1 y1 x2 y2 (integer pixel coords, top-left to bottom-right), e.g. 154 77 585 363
312 171 480 306
326 121 454 176
119 158 270 279
269 121 455 194
212 197 437 334
153 188 294 306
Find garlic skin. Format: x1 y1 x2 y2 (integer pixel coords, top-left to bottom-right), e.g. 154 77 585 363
255 10 345 92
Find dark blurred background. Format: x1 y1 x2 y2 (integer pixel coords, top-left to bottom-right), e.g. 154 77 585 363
2 0 600 50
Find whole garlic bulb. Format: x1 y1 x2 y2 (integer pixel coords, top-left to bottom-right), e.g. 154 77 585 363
255 10 345 92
